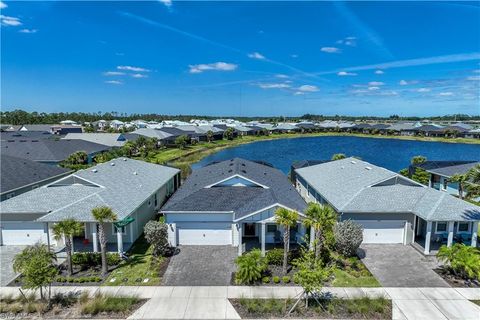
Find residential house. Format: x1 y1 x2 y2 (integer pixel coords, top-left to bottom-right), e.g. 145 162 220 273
92 120 109 131
1 139 111 165
18 124 53 132
161 158 307 256
0 159 181 251
50 125 83 135
62 133 128 147
411 161 480 198
465 128 480 139
272 123 298 133
294 157 480 255
110 120 125 130
1 155 72 201
132 128 176 146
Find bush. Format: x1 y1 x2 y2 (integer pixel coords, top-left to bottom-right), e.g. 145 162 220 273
262 277 270 284
265 249 284 266
72 252 121 268
334 220 363 257
272 276 280 284
144 220 170 257
81 292 140 315
107 254 121 266
437 244 480 280
235 249 267 284
282 276 290 283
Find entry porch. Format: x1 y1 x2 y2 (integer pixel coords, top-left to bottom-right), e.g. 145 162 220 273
412 215 478 255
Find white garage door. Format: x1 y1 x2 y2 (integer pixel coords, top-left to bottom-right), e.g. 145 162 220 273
357 220 405 244
178 223 232 245
1 222 46 245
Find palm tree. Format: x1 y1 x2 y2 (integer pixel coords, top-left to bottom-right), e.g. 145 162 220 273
303 203 337 259
206 130 214 142
466 164 480 198
331 153 346 161
275 207 298 275
449 173 468 200
52 219 84 276
91 206 118 277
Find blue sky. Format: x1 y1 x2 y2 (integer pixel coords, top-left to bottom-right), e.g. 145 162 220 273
1 1 479 117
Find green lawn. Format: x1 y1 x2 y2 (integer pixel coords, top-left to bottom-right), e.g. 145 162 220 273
331 268 381 287
104 235 164 286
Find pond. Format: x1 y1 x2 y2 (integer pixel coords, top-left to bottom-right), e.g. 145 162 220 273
192 136 480 173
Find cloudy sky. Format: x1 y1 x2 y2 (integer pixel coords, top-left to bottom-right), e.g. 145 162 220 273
1 1 479 116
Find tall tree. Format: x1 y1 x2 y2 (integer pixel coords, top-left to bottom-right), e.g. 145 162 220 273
274 207 299 275
52 219 84 276
303 203 337 259
91 206 118 277
206 130 214 142
466 164 480 198
449 173 468 200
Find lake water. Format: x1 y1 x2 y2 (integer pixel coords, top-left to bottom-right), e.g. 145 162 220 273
192 136 480 174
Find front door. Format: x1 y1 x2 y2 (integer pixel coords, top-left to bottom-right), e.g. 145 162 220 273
244 223 256 236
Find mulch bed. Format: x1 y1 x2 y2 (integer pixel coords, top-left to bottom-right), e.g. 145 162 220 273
433 267 480 288
229 298 392 319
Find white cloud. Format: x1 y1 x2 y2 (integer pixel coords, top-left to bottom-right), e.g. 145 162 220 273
399 80 408 86
275 74 289 79
258 83 291 89
0 1 6 9
291 54 299 58
298 85 319 92
368 81 385 86
159 0 172 7
320 47 341 53
103 71 126 76
247 52 265 60
374 70 384 74
368 86 380 91
189 62 238 74
417 88 431 93
466 76 480 81
131 73 148 78
1 15 22 26
18 28 38 34
294 91 305 95
379 90 398 96
105 80 123 85
439 92 454 96
337 71 357 76
117 65 150 72
337 36 357 47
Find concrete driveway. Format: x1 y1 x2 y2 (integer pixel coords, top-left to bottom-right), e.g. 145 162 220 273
0 245 26 286
162 246 237 286
359 244 449 287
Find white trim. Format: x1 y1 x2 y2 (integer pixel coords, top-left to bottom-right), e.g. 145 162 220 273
233 203 305 222
204 174 269 189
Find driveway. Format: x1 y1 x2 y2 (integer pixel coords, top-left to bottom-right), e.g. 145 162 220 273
0 245 26 286
162 246 237 286
359 244 449 287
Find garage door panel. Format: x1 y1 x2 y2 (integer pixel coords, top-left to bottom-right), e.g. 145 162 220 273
177 222 232 245
357 220 405 244
1 222 46 245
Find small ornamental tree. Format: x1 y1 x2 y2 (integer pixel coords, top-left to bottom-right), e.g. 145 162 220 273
13 243 57 300
64 151 88 165
331 153 346 161
144 220 170 256
235 249 267 284
206 130 214 142
223 127 235 140
437 244 480 280
290 248 332 312
175 135 189 149
52 219 84 276
334 220 363 257
92 206 117 277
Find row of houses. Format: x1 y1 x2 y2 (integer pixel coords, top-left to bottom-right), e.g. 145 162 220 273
1 155 478 256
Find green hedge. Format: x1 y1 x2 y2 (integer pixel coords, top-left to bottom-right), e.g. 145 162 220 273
72 252 121 268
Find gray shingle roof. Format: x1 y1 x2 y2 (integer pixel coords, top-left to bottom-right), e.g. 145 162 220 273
416 161 479 178
295 157 480 221
62 133 126 147
132 128 174 140
0 158 180 222
1 139 111 163
162 158 306 220
1 155 71 194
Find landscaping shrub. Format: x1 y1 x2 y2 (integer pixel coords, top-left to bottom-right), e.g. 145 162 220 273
334 220 363 257
235 249 267 284
144 220 170 257
106 253 121 266
437 244 480 280
282 276 290 283
72 252 121 268
80 292 140 315
262 276 270 284
272 276 280 284
265 248 284 266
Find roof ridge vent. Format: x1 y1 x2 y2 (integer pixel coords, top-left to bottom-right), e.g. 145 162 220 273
365 166 372 170
350 160 357 164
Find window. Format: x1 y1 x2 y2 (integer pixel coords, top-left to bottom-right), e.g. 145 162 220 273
457 222 470 233
267 225 277 233
112 225 126 235
436 222 447 233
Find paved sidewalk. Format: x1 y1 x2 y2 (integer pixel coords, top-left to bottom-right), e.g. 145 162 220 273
1 286 479 319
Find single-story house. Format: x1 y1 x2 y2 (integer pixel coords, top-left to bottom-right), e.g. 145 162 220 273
0 159 181 252
1 139 111 165
294 157 480 255
62 133 128 147
132 128 176 146
411 160 480 198
1 154 72 201
161 158 307 256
